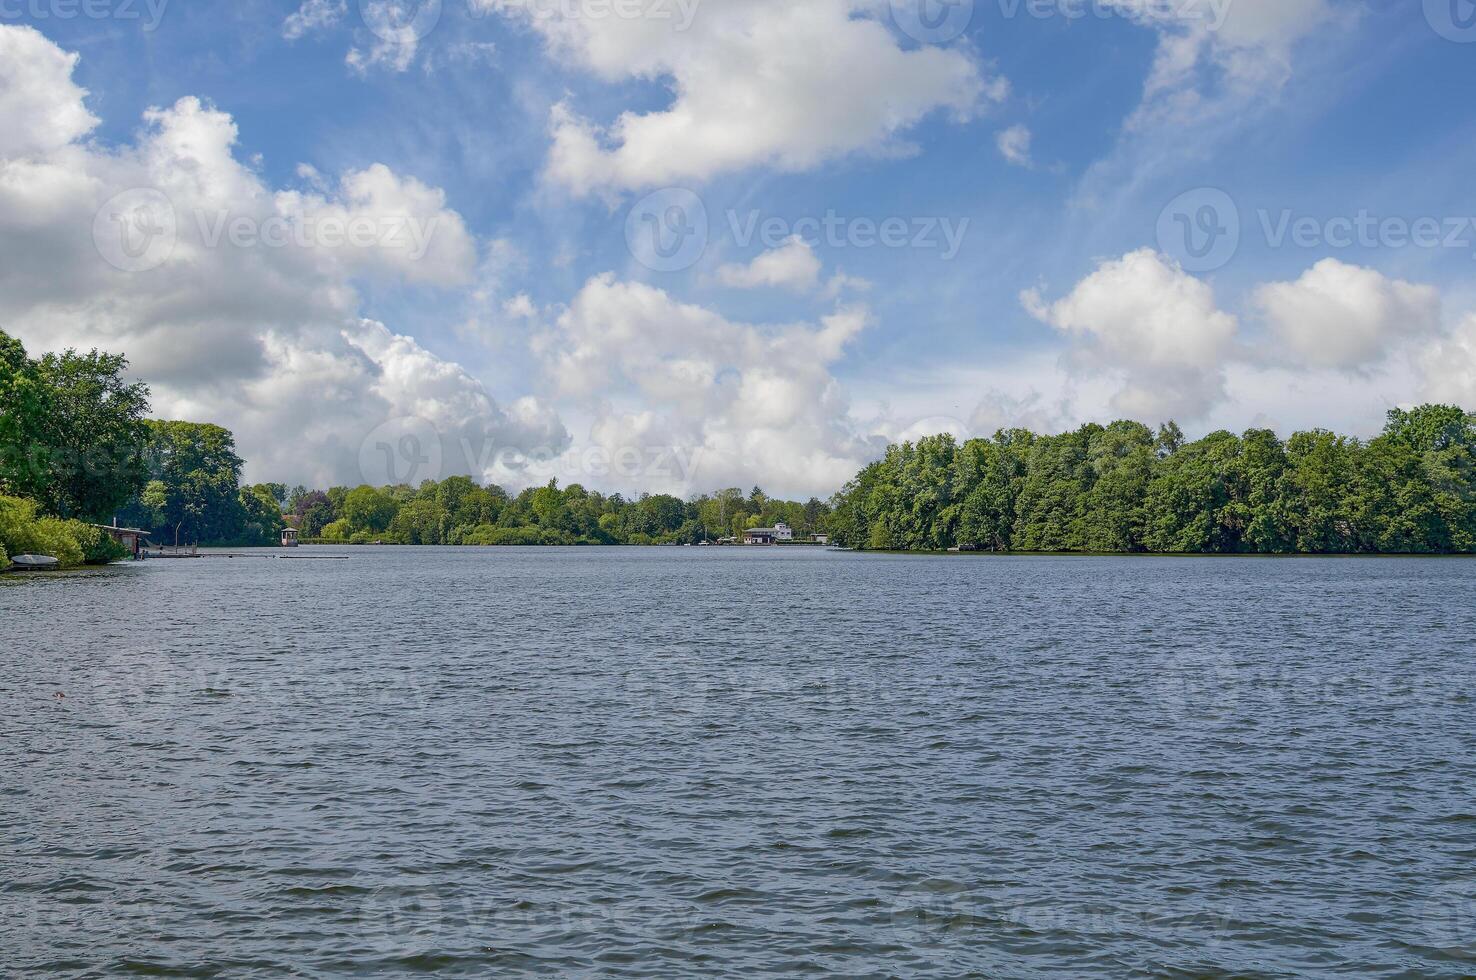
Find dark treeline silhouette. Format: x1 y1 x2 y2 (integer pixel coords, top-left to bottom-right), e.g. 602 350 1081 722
827 406 1476 554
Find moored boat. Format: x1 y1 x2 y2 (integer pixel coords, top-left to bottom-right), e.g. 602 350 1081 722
7 554 60 571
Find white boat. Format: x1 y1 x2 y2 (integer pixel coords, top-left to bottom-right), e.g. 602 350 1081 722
8 554 60 571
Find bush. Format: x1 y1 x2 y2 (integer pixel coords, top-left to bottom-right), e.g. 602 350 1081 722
67 521 130 564
0 495 87 567
32 518 84 566
319 519 351 541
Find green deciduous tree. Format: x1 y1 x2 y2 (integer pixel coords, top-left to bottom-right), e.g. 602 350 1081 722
0 330 150 520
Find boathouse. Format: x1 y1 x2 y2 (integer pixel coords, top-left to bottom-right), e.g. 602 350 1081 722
91 523 149 560
743 522 794 545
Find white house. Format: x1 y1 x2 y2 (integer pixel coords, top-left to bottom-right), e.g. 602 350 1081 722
742 522 794 545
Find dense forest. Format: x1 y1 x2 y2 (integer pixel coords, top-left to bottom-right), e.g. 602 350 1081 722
829 409 1476 554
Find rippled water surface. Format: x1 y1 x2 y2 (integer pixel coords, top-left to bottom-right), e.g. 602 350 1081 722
5 547 1476 976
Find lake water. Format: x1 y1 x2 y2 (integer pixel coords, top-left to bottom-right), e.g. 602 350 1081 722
4 547 1476 976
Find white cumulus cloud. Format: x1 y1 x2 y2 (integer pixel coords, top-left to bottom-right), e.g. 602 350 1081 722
1422 314 1476 409
1022 248 1238 421
1253 259 1441 371
0 25 565 489
0 26 98 158
480 0 1001 193
538 273 878 496
715 236 823 293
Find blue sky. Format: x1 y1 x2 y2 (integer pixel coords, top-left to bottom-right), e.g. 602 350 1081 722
3 0 1476 495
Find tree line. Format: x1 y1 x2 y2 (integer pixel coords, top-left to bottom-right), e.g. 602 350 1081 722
2 328 832 551
7 327 1474 558
272 481 829 547
828 408 1476 554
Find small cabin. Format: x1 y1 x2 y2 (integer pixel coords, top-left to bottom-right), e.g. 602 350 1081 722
90 523 149 560
281 527 300 548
